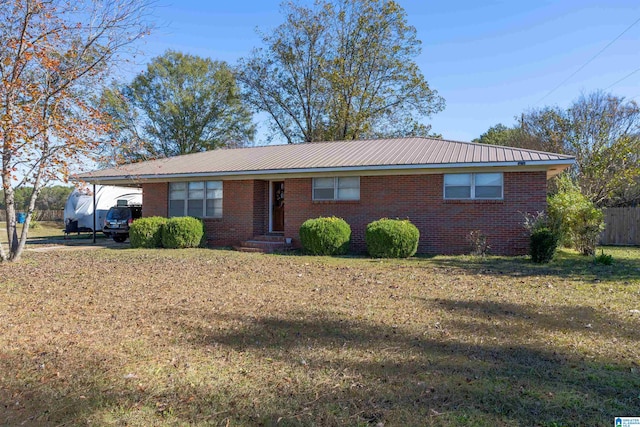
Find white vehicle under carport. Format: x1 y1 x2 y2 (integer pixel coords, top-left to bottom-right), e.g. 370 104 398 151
63 185 142 236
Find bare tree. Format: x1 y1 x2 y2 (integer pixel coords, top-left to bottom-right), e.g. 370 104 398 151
475 92 640 207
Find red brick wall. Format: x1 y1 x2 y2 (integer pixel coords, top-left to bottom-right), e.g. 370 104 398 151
142 180 270 247
284 172 547 255
142 183 168 217
204 180 251 246
253 180 268 236
142 172 547 255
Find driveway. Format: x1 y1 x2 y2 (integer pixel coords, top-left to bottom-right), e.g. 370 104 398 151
25 236 129 252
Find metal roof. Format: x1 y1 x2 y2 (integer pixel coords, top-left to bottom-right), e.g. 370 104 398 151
78 137 575 182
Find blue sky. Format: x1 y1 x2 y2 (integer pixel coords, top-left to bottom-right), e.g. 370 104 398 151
126 0 640 143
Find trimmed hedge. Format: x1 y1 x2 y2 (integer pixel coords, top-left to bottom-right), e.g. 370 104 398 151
161 217 205 249
530 227 558 264
299 217 351 255
366 218 419 258
129 217 167 248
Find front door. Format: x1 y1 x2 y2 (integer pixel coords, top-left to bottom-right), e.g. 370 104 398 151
271 181 284 232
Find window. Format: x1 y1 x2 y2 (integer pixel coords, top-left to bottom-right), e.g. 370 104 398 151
444 173 503 200
169 181 223 218
313 177 360 201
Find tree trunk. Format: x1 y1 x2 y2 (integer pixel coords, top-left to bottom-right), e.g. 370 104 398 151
2 185 21 262
13 180 44 262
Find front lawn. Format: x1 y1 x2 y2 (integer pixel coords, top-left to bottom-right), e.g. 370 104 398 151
0 247 638 426
0 221 108 247
0 221 64 240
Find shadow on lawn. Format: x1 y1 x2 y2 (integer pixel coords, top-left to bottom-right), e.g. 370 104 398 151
277 247 640 283
3 305 638 426
180 309 639 426
0 345 237 426
0 349 135 426
432 298 640 342
418 251 640 283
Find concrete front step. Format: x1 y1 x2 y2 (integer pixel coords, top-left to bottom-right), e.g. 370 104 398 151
243 240 286 249
232 245 267 253
233 235 291 253
250 234 286 242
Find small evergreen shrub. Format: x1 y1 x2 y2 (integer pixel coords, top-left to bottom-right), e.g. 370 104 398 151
366 218 420 258
299 217 351 255
161 217 204 249
594 250 614 265
530 227 558 263
130 216 167 248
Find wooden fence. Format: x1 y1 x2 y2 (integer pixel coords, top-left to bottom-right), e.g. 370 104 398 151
0 209 64 222
600 207 640 246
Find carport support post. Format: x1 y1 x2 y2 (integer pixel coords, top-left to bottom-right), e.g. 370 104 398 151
92 184 96 243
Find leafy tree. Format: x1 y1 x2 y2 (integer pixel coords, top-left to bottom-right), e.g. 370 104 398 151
99 82 148 165
34 186 74 211
102 50 255 162
0 0 152 262
0 186 72 211
476 92 640 206
473 124 519 146
237 0 444 144
547 175 605 256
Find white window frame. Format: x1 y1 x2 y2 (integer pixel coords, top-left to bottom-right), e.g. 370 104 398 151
443 173 503 200
169 181 223 218
312 177 360 201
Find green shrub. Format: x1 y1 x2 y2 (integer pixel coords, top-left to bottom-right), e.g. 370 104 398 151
161 217 204 249
299 217 351 255
530 227 558 263
366 218 420 258
130 216 167 248
548 175 604 256
594 250 614 265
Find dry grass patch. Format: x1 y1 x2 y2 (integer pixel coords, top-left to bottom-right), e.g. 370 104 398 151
0 247 638 426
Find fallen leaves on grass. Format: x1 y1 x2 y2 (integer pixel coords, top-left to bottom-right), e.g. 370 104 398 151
0 248 638 426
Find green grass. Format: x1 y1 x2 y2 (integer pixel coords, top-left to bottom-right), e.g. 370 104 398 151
0 246 638 426
0 220 108 244
0 220 64 240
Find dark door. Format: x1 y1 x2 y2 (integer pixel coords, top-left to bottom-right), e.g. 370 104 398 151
272 181 284 232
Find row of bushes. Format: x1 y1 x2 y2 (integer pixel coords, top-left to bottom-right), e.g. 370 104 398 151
129 215 419 258
299 217 419 258
129 216 204 249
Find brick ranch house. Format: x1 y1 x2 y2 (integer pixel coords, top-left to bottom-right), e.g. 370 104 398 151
79 137 574 255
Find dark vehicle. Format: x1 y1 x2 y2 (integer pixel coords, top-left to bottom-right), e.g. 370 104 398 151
102 205 142 242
